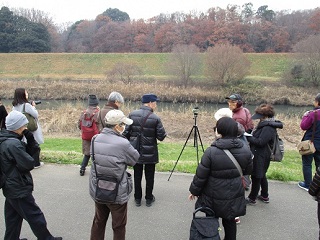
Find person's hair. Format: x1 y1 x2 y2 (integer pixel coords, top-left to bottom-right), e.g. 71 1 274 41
12 88 28 106
315 93 320 106
216 117 238 138
255 103 275 118
108 91 124 104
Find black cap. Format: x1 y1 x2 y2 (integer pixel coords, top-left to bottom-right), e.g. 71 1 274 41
226 94 242 101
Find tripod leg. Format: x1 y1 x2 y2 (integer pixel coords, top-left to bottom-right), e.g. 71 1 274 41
195 126 205 153
167 126 194 181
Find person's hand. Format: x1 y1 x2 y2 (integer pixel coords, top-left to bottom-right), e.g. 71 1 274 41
188 194 196 201
23 129 35 142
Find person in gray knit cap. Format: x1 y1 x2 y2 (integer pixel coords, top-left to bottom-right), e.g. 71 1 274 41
0 110 62 240
78 94 100 176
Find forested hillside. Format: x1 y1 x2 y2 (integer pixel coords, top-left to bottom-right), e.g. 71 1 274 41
1 4 319 53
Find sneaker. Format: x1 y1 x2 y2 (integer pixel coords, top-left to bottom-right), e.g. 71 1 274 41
80 169 85 176
298 181 309 191
235 217 240 224
146 196 155 207
34 162 44 169
257 195 270 203
135 199 141 207
245 197 256 205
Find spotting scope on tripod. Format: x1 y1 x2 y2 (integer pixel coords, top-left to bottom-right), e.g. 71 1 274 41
168 107 205 181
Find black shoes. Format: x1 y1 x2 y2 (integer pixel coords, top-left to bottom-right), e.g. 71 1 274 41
80 169 85 176
135 199 141 207
146 196 155 207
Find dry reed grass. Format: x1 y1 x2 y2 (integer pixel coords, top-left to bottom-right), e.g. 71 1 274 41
1 104 302 151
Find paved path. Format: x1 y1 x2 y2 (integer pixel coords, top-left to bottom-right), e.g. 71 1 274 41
0 164 318 240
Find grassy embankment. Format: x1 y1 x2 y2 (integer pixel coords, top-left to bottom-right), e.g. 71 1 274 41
0 53 307 181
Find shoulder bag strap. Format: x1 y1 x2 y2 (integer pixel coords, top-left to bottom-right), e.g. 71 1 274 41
223 149 243 177
22 103 26 113
91 135 125 180
140 112 152 132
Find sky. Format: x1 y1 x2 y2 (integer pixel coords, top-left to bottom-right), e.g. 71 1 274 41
0 0 319 25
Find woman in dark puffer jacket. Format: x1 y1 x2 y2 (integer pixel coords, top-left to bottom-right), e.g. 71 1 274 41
189 117 253 240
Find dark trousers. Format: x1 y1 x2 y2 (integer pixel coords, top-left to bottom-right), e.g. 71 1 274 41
80 155 90 170
33 147 41 167
133 163 155 200
4 194 53 240
222 218 237 240
248 175 269 200
90 201 127 240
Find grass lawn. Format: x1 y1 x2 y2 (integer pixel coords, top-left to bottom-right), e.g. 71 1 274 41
41 137 304 182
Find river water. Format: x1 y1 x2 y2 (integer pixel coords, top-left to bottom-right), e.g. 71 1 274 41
1 99 312 117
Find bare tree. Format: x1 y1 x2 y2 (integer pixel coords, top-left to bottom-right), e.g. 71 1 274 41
293 34 320 86
205 43 250 85
167 44 201 88
108 62 142 84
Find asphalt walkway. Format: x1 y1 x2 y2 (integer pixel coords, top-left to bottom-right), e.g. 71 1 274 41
0 164 318 240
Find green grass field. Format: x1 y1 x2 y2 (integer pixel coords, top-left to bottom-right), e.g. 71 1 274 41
0 53 292 80
41 137 304 182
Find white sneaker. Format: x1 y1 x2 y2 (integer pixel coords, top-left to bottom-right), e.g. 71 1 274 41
34 162 44 169
235 217 240 224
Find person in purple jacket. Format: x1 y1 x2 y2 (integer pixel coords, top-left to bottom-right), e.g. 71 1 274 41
298 93 320 191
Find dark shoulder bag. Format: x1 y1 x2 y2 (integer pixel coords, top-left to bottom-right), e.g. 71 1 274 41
91 136 125 203
22 104 38 132
130 112 152 152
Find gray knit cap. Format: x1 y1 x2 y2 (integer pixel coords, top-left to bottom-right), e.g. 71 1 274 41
88 94 99 106
5 110 29 131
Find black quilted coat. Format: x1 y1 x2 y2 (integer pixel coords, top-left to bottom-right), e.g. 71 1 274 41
189 138 253 220
124 105 166 164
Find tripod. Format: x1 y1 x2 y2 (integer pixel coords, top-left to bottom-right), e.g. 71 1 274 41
168 112 204 181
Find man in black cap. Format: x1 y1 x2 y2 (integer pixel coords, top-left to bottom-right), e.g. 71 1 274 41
124 93 166 207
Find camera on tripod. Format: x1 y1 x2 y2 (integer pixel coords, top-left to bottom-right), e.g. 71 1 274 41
192 107 199 116
30 100 41 105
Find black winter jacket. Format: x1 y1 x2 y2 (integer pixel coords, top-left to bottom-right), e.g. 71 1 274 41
247 119 283 178
309 167 320 202
124 106 166 164
0 129 36 198
189 138 252 220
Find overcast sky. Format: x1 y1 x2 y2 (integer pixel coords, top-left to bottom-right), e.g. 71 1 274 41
0 0 319 25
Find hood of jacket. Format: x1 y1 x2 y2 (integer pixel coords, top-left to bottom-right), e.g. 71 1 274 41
256 119 283 130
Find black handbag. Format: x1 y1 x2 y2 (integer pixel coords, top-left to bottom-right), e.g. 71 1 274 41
91 136 124 203
189 207 220 240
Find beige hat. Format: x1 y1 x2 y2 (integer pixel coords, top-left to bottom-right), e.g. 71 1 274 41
214 108 233 121
105 110 133 125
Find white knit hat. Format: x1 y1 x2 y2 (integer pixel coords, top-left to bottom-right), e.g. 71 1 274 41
5 110 29 131
214 108 233 121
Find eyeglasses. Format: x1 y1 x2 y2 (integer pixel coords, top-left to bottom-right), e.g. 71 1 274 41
119 123 125 127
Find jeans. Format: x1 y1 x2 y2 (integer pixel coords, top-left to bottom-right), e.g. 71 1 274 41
90 202 127 240
302 151 320 187
4 194 53 240
248 175 269 200
133 163 155 200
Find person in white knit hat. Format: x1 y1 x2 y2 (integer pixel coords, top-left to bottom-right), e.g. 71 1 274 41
0 110 62 240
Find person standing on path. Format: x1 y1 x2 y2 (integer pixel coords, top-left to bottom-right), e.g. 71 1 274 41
89 110 139 240
97 91 124 132
12 88 44 168
124 93 166 207
246 103 283 205
189 117 252 240
78 94 99 176
0 110 62 240
298 93 320 191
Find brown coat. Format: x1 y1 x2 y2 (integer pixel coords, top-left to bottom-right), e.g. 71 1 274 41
96 102 119 132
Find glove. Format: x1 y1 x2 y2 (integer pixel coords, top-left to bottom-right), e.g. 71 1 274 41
23 129 36 143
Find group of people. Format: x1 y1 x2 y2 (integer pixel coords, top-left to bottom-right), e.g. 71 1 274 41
1 89 320 239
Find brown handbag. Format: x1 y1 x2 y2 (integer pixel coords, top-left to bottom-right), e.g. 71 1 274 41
297 110 317 155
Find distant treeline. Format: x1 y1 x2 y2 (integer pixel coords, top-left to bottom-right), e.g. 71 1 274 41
1 5 320 53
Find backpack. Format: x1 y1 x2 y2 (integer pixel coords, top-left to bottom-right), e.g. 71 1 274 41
80 110 99 141
268 132 284 162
